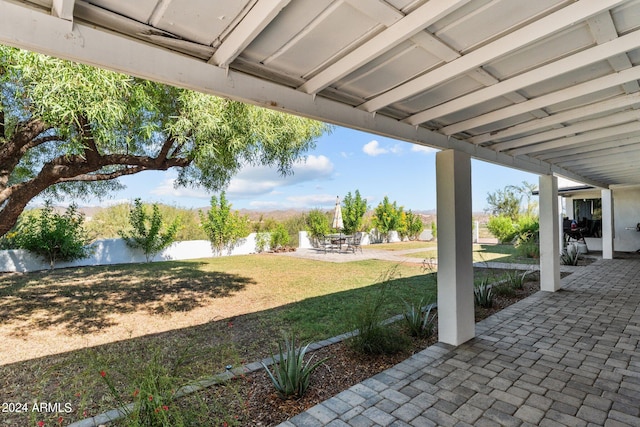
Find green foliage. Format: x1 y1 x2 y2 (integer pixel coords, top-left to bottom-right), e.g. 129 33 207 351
474 278 494 308
255 232 270 253
261 333 329 399
15 202 92 268
431 222 437 239
0 46 330 237
401 298 436 338
87 204 206 242
282 214 307 247
200 192 250 255
403 210 424 240
487 215 517 244
342 190 368 235
372 196 402 241
486 187 522 221
120 199 180 262
99 350 215 427
505 269 531 290
349 267 410 355
561 244 580 265
270 223 291 250
305 209 331 239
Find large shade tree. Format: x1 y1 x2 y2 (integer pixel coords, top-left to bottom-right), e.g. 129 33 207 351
0 46 330 237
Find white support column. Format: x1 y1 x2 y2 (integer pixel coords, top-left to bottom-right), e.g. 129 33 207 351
436 150 474 346
539 175 561 292
601 189 614 259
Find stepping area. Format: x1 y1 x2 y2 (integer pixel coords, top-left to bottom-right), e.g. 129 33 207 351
280 258 640 426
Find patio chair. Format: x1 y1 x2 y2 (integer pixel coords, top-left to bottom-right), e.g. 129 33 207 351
347 232 363 254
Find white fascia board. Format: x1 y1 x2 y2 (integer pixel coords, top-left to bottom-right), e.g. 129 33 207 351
0 0 607 189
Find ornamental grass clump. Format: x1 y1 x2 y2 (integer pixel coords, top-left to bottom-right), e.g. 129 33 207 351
98 351 214 427
262 333 329 399
401 297 436 339
349 266 410 355
474 278 494 308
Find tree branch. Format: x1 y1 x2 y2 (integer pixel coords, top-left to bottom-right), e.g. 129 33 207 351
57 166 148 182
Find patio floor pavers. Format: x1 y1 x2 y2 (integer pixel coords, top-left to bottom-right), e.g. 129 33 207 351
279 257 640 426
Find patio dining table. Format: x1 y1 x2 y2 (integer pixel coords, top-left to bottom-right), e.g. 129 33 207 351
325 233 353 252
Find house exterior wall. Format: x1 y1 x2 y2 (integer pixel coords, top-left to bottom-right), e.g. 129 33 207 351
565 187 640 253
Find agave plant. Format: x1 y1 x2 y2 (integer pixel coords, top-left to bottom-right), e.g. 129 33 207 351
560 244 580 266
261 333 329 399
402 297 436 338
474 278 494 308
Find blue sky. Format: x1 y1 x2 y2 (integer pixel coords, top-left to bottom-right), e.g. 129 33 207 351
81 126 542 213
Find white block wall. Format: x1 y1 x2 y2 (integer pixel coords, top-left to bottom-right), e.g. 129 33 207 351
0 233 264 273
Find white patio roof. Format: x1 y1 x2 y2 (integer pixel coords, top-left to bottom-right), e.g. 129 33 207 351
1 0 640 189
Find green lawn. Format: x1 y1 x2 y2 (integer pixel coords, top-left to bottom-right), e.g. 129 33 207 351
0 246 535 425
404 243 539 264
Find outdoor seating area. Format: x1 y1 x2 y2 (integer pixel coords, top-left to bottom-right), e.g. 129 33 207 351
320 232 363 254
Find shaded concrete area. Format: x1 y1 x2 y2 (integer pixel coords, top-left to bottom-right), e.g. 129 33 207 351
280 258 640 426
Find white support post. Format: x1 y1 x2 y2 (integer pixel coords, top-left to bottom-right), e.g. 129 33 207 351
539 175 561 292
601 189 614 259
436 150 474 346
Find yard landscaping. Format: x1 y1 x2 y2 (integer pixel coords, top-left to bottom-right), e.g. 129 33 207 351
0 243 544 426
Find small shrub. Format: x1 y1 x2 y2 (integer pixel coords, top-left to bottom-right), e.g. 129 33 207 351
262 333 329 399
487 215 517 244
16 202 92 268
200 192 250 255
120 199 180 262
255 231 270 253
306 209 330 240
349 267 410 355
474 278 494 308
402 298 436 338
270 223 290 250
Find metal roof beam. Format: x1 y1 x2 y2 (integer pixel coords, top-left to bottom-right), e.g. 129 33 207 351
298 0 471 94
208 0 292 68
507 122 640 156
406 30 640 126
359 0 628 113
538 135 640 160
442 65 640 136
0 0 609 189
469 93 640 145
491 110 640 152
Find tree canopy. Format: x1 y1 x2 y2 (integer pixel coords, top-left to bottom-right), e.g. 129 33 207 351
0 46 330 237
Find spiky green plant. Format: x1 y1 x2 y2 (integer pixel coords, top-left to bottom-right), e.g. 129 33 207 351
474 278 494 308
402 298 436 338
262 333 329 399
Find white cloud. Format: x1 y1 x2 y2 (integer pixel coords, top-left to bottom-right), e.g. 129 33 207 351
411 144 438 154
286 194 337 208
363 140 388 156
150 179 210 199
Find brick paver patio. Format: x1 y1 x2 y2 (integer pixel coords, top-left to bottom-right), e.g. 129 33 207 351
279 258 640 426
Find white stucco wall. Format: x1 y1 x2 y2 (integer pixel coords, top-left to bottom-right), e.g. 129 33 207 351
565 187 640 253
0 234 265 273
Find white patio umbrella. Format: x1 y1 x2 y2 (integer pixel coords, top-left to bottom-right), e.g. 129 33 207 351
332 196 344 231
